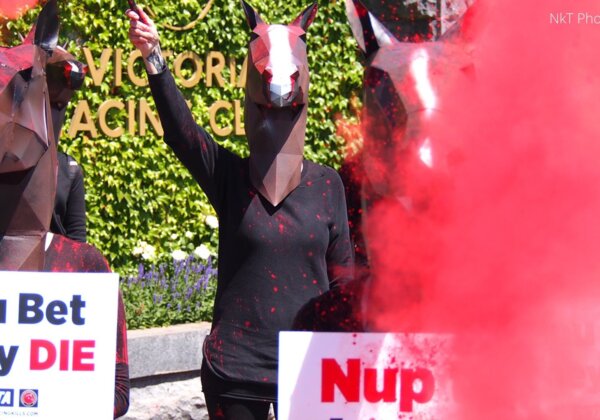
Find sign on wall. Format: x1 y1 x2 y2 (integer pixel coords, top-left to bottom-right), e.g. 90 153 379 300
278 332 453 420
0 272 118 420
67 48 247 139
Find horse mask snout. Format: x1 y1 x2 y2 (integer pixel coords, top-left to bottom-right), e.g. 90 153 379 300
258 25 303 107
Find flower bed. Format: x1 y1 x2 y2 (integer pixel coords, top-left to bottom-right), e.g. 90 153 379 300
122 252 217 330
121 215 219 329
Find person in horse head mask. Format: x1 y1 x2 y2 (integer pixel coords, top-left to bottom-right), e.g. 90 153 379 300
0 1 129 416
127 2 353 418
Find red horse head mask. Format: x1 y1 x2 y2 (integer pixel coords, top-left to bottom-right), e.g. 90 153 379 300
0 0 61 270
344 0 474 262
242 0 317 206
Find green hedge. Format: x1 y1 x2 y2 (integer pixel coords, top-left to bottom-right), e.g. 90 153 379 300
3 0 362 277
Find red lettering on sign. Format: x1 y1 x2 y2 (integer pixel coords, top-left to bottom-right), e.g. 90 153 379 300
30 339 56 370
364 367 398 402
29 339 95 371
321 359 435 412
60 340 69 371
399 367 435 412
321 358 360 402
72 340 95 371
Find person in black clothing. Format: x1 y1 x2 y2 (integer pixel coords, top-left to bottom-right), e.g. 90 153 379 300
46 42 89 243
127 3 354 419
51 151 87 242
0 1 129 415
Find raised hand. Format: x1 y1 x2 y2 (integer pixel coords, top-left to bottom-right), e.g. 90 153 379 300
126 6 166 74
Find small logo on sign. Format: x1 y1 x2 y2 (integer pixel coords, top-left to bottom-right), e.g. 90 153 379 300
19 389 38 407
0 389 13 407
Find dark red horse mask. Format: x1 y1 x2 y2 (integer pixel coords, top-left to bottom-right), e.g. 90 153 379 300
0 0 76 271
346 0 473 202
344 0 473 264
242 0 317 206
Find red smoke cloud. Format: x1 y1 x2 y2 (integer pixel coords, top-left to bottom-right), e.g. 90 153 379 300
361 0 600 417
0 0 38 20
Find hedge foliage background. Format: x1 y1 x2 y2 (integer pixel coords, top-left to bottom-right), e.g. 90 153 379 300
1 0 362 276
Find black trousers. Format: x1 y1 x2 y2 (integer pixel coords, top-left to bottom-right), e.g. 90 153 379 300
204 393 277 420
201 359 277 420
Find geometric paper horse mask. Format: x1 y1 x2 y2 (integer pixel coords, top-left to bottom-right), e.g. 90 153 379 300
0 0 60 270
242 0 317 206
345 0 473 204
344 0 474 270
345 0 473 207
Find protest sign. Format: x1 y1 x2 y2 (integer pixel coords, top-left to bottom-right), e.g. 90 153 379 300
279 332 453 420
0 272 118 419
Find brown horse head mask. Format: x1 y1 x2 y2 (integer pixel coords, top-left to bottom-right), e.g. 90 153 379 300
0 0 65 271
242 0 317 206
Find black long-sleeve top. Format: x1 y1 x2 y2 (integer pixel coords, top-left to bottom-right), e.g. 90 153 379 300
148 69 354 394
51 152 87 243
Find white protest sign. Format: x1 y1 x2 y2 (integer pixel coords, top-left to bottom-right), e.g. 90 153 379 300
279 332 453 420
0 271 118 420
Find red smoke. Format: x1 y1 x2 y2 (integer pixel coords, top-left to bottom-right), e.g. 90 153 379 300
360 0 600 417
0 0 38 20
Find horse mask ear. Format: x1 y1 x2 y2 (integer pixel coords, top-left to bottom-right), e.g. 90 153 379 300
34 0 60 56
241 0 264 30
345 0 396 59
291 2 318 31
